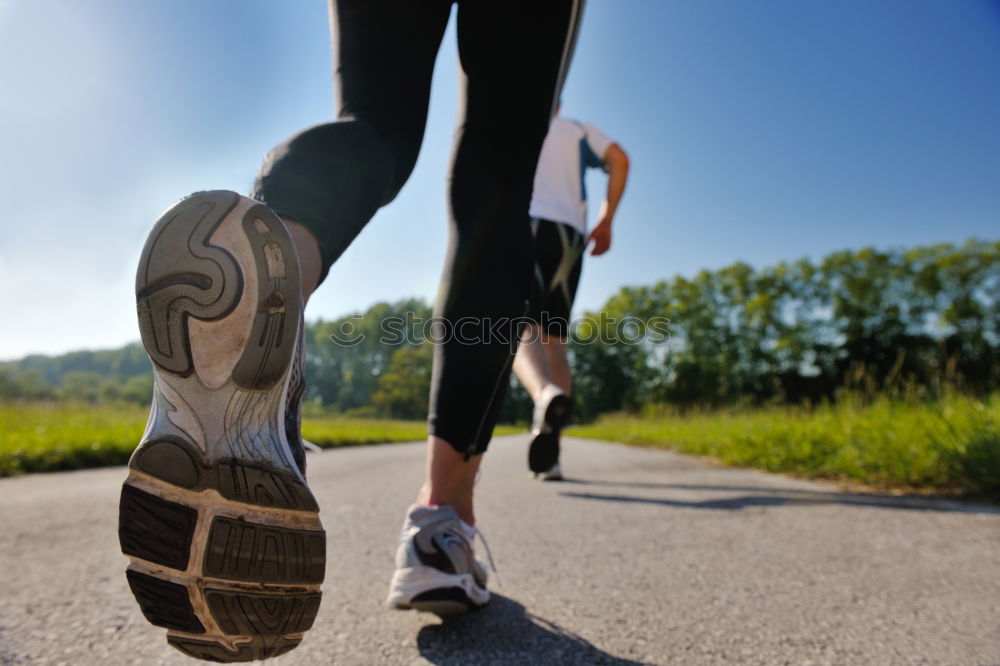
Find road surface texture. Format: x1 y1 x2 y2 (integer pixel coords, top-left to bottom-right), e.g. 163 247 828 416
1 435 998 665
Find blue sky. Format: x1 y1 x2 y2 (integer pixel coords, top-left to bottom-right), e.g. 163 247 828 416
1 0 998 359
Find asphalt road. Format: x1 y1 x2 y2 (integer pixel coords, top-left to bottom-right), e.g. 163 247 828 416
1 435 998 665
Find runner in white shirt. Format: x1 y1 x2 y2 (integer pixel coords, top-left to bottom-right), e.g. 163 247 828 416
514 107 630 480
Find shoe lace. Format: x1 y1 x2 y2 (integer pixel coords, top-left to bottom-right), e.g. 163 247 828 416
470 524 501 587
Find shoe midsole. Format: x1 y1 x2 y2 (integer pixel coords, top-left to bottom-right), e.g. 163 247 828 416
387 566 490 607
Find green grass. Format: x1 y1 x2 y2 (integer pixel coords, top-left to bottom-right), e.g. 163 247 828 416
0 402 522 477
302 418 520 448
0 402 148 475
568 393 1000 497
7 397 997 497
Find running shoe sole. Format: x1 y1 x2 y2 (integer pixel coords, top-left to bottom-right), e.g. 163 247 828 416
528 393 571 474
118 191 325 662
387 568 490 616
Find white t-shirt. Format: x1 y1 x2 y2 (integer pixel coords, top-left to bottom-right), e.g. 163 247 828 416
529 116 614 234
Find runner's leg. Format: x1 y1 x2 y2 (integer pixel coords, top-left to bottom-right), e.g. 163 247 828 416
513 323 555 402
544 336 573 394
515 214 581 400
254 0 453 295
428 0 582 460
532 218 585 397
253 0 452 492
520 219 585 475
389 1 585 614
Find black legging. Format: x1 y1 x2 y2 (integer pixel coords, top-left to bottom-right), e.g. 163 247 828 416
253 0 584 456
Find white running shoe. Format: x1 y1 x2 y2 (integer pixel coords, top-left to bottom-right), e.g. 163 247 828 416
539 462 564 481
118 191 325 662
386 504 491 615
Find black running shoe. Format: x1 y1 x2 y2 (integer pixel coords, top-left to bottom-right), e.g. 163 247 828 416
528 384 571 475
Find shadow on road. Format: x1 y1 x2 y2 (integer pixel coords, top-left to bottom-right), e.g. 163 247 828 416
556 479 997 515
416 594 653 665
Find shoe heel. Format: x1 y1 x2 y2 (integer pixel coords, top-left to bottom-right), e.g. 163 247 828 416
544 393 572 430
135 190 301 392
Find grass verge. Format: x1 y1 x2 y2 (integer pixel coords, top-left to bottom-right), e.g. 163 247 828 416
302 418 520 448
0 402 521 477
568 393 1000 498
9 395 995 496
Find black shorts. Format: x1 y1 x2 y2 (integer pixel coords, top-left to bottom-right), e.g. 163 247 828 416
529 218 585 338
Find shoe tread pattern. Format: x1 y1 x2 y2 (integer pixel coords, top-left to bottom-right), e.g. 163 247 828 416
126 570 205 633
230 206 301 390
205 516 325 584
206 589 321 637
120 486 325 663
136 191 243 377
167 635 301 663
119 485 197 570
215 461 318 511
161 590 319 662
136 191 302 393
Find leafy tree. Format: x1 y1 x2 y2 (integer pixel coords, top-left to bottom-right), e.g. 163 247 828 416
304 298 432 411
3 241 997 418
104 374 153 405
566 239 999 415
2 370 56 401
372 344 433 419
57 371 104 402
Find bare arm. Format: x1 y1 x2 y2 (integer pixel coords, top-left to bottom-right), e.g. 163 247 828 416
589 143 630 256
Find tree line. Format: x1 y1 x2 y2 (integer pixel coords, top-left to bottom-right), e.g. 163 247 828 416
571 238 999 418
3 239 997 424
